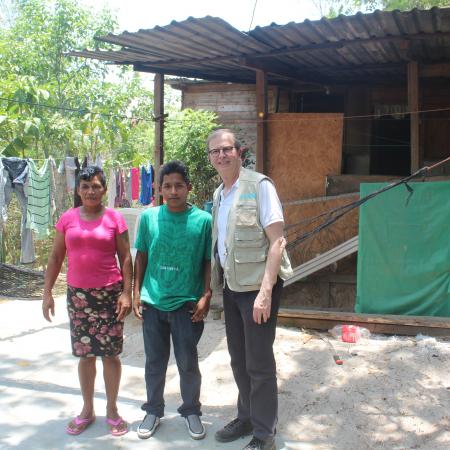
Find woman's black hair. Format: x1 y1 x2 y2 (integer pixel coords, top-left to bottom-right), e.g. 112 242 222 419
159 160 190 185
76 165 107 188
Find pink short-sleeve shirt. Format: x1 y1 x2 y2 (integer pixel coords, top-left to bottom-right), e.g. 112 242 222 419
55 207 128 288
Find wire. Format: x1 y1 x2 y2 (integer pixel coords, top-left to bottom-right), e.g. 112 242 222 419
2 95 450 125
0 96 155 122
248 0 258 31
285 156 450 252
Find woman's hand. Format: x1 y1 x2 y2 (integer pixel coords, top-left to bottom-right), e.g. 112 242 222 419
42 292 55 322
116 292 132 321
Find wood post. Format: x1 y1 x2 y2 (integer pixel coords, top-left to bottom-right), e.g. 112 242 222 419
256 69 267 174
407 61 419 173
154 73 164 205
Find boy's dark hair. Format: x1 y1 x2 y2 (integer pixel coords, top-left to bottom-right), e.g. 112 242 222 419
159 160 190 185
77 165 107 188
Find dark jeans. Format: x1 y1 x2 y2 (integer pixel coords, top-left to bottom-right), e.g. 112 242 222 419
141 302 204 418
223 278 283 441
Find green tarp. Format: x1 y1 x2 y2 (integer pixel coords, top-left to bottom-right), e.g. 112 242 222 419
356 181 450 317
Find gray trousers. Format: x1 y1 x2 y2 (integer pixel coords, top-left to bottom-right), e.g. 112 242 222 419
223 278 283 441
4 180 35 264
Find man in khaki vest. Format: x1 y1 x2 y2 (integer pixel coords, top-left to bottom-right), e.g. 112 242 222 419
208 129 292 450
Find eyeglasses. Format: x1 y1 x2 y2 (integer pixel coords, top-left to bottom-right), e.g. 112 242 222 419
208 146 235 158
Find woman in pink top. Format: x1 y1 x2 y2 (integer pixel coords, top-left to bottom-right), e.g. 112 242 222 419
42 166 132 437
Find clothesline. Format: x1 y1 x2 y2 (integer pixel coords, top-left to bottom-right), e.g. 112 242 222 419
2 96 450 123
0 156 156 265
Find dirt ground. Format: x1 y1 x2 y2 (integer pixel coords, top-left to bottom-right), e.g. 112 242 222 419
1 296 449 450
122 305 450 450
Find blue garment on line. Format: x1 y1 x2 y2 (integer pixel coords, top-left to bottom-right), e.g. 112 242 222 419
139 165 153 205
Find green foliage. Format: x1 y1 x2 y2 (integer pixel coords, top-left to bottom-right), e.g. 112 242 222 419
164 109 221 207
313 0 448 17
0 0 161 269
312 0 364 17
379 0 449 10
0 0 155 161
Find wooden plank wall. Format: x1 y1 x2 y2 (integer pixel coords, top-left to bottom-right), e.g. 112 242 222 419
182 83 289 167
421 81 450 169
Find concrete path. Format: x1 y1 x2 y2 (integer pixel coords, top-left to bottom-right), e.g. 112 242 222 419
0 297 294 450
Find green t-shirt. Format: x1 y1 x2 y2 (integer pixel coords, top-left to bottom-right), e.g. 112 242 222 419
135 204 212 311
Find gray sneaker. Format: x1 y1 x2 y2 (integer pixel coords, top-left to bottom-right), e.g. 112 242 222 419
185 414 206 440
137 414 160 439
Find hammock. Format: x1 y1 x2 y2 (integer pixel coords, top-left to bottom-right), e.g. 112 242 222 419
0 263 66 299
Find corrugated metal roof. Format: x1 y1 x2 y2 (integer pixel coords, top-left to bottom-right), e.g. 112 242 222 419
70 8 450 86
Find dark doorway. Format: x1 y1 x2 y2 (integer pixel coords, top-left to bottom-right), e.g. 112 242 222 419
370 115 410 176
294 92 344 113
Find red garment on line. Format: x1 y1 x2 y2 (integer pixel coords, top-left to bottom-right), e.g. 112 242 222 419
131 167 140 200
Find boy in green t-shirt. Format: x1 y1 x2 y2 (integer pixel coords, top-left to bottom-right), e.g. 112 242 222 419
133 160 212 441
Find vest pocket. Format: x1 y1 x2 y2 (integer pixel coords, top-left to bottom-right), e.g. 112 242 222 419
234 249 266 285
234 229 265 248
235 205 258 227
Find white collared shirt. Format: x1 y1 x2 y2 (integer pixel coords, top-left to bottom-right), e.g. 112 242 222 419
217 179 284 267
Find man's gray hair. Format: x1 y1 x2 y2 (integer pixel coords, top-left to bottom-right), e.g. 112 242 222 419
206 128 241 151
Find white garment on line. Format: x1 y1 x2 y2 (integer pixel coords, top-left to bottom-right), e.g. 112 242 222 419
64 157 77 192
107 168 116 208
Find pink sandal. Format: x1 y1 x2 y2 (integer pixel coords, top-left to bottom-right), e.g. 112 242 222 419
66 416 95 435
106 416 128 436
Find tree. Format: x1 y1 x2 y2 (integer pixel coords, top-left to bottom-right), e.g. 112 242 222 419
164 109 221 207
0 0 155 161
312 0 448 17
379 0 449 10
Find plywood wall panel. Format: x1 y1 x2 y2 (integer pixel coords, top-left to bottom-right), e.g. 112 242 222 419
267 113 344 203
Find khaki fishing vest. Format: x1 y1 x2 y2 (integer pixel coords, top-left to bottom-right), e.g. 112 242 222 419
211 167 292 292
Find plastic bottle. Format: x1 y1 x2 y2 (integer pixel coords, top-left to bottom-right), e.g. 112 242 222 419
329 324 370 343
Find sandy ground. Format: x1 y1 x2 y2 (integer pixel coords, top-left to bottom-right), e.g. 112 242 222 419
0 295 449 450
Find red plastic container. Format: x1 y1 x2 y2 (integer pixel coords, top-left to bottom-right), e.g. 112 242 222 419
341 325 361 343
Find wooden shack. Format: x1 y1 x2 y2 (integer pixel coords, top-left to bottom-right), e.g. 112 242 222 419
72 8 450 334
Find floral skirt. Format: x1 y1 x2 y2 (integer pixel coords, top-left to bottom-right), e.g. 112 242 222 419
67 281 124 357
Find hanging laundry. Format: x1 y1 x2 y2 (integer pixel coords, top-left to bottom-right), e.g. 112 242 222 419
2 157 28 185
2 157 35 264
125 169 132 205
52 159 68 217
64 156 77 192
26 158 55 240
139 164 153 206
115 168 130 208
107 167 116 208
131 167 140 200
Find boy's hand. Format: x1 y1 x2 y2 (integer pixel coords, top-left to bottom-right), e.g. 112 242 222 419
133 294 143 320
191 294 211 322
